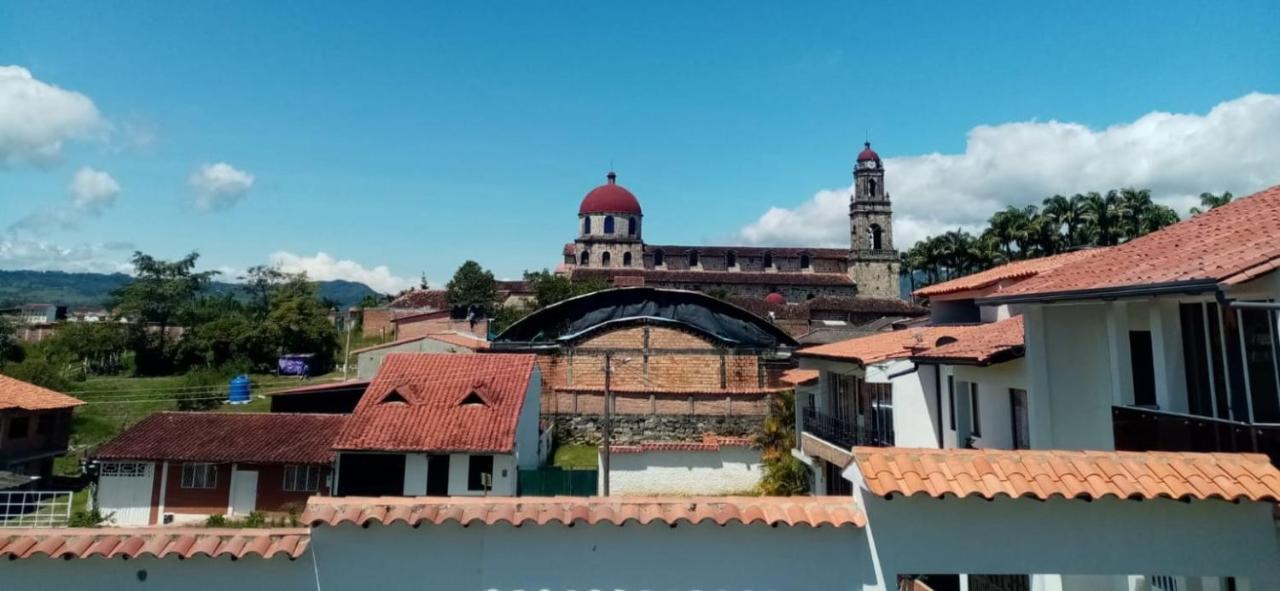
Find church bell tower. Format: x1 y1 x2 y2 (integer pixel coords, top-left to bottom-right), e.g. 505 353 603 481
848 142 901 299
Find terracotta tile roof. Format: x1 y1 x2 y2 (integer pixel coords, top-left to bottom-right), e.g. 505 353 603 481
913 249 1105 298
780 368 820 386
911 316 1025 365
610 434 756 454
992 184 1280 301
0 374 84 411
302 496 863 528
730 296 925 320
334 353 536 453
853 447 1280 502
0 528 308 560
94 412 345 464
424 332 488 350
390 309 451 324
572 267 855 287
266 379 371 397
798 325 978 365
389 289 448 309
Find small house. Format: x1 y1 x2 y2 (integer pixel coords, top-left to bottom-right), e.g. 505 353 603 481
0 374 83 484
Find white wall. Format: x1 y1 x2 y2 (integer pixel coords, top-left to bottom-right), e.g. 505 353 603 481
514 369 542 469
355 338 463 379
874 360 939 449
602 447 763 495
1026 304 1116 450
446 453 516 496
952 359 1028 450
0 556 314 591
402 454 428 496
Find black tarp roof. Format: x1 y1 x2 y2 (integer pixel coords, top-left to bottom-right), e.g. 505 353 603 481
491 287 797 349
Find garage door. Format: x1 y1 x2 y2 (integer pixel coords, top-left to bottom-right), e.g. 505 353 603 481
97 462 155 525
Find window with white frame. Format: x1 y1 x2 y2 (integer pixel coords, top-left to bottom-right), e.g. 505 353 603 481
283 465 321 492
180 463 217 489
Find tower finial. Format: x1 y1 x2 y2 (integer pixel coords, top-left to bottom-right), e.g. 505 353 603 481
607 170 616 184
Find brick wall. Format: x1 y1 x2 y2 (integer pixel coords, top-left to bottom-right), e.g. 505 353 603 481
552 414 766 445
361 308 397 339
396 315 487 340
159 462 332 522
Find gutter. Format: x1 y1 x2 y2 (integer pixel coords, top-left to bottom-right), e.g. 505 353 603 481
910 347 1026 367
978 279 1219 306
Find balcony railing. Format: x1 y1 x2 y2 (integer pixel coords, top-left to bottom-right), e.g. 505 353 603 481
1112 405 1280 466
802 407 892 450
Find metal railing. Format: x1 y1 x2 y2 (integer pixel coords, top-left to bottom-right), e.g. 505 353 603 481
1112 405 1280 466
802 407 892 450
0 491 74 528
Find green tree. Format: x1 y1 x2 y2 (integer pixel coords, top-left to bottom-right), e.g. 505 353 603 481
263 276 340 372
524 270 608 308
0 316 21 367
757 390 808 496
109 251 217 375
445 261 498 315
46 322 128 375
1190 191 1233 216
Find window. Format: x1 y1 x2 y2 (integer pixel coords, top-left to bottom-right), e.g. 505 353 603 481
604 215 615 234
283 465 321 492
763 252 773 268
1010 389 1030 449
947 375 956 431
627 217 637 236
870 224 884 250
688 251 699 267
580 251 590 266
582 217 591 234
622 252 632 266
7 416 29 439
1129 331 1157 407
181 463 217 489
868 178 877 197
467 455 494 491
726 252 737 268
799 254 810 269
968 383 981 437
653 250 664 266
1177 302 1280 422
601 251 611 267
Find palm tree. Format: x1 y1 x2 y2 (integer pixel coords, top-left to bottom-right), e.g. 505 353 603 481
1081 191 1121 246
986 207 1022 260
1190 191 1233 215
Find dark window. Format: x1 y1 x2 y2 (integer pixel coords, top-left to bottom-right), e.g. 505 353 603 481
380 389 409 405
1239 308 1280 422
426 455 450 496
7 416 30 439
467 455 494 491
600 251 611 267
283 465 321 492
627 217 637 236
1180 303 1215 417
763 252 773 268
653 250 664 266
968 383 981 437
181 463 217 489
868 178 877 197
460 391 487 406
800 254 810 269
603 216 615 234
622 252 632 266
822 460 853 495
1129 331 1157 407
1010 388 1030 449
726 252 736 267
870 224 884 250
947 375 956 431
582 217 591 234
35 413 52 436
689 251 699 267
580 251 590 266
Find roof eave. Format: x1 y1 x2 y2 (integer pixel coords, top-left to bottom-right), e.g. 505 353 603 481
978 279 1220 306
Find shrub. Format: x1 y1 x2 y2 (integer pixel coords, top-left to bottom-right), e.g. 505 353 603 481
68 509 110 528
243 511 267 528
205 514 227 527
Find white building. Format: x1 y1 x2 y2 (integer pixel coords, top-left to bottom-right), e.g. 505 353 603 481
351 333 487 380
600 435 762 495
332 353 543 497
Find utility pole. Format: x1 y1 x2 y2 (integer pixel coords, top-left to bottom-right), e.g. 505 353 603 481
601 351 613 497
342 316 354 380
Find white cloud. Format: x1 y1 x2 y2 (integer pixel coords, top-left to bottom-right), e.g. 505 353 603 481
69 166 121 213
189 162 255 211
0 65 105 167
739 92 1280 249
268 251 413 293
8 166 122 232
0 237 133 274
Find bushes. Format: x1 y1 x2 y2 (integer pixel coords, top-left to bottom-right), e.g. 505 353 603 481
757 389 810 496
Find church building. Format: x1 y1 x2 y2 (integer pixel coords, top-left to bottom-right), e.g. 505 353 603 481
562 143 902 301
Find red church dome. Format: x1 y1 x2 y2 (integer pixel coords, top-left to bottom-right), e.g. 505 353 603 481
857 141 880 162
764 292 786 305
579 172 642 215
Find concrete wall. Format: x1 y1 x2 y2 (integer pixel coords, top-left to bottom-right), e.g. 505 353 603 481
892 362 941 449
515 369 542 469
1025 304 1116 450
355 338 467 379
859 492 1280 584
398 453 517 496
601 446 763 495
952 359 1027 450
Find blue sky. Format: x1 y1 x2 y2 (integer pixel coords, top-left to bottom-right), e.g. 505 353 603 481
2 1 1278 292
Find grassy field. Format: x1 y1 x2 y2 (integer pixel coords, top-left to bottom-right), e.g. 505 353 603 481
552 444 598 469
56 372 340 477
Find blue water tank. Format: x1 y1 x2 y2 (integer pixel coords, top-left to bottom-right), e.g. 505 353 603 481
227 375 251 405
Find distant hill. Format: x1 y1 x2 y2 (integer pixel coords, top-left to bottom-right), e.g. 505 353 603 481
0 270 382 309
